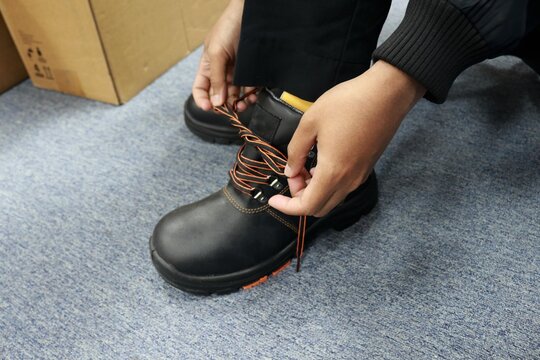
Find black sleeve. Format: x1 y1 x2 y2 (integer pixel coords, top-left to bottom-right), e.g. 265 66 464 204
373 0 537 103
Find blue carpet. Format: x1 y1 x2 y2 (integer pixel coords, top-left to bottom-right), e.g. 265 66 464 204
1 2 539 359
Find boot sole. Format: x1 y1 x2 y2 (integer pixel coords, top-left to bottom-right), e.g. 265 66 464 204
150 173 378 295
184 106 242 145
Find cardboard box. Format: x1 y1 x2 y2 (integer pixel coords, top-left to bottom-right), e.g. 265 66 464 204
0 11 27 94
0 0 227 104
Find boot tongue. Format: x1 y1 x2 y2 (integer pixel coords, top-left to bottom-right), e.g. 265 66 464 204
241 88 303 160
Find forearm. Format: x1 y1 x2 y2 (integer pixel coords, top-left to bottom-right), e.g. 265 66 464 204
342 60 426 163
360 60 426 120
373 0 532 103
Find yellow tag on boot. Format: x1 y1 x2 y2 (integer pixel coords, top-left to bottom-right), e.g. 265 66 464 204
280 92 313 112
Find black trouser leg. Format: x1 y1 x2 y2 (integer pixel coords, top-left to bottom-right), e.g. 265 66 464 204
233 0 392 101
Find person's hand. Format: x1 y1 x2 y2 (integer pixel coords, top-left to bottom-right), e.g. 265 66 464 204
192 0 256 111
269 61 426 217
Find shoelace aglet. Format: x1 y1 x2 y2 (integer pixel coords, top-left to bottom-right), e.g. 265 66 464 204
295 215 307 272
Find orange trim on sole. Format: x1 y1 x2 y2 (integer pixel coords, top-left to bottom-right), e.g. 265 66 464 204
271 260 291 277
242 261 292 290
242 275 269 290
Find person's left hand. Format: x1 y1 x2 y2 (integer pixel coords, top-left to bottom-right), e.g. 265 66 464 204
268 61 425 217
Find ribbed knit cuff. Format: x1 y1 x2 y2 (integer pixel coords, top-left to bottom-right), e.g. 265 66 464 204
373 0 490 103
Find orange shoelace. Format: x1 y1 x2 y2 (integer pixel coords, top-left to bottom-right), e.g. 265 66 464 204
213 91 307 271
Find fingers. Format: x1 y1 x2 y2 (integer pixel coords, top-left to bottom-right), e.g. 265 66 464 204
285 116 316 178
310 188 348 217
227 83 240 105
192 55 255 112
287 167 311 197
192 59 212 111
237 86 258 112
236 100 248 112
269 169 335 216
269 178 346 217
243 87 258 104
208 47 228 107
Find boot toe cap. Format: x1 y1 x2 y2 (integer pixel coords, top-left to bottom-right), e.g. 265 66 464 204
151 205 213 276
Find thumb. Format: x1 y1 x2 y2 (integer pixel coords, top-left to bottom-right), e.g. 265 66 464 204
285 117 316 178
208 50 228 106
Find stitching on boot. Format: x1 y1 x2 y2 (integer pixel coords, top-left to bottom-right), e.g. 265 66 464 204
223 186 267 213
266 208 298 233
222 186 290 214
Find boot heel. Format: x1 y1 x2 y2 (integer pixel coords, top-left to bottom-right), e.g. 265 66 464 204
330 172 378 231
330 195 377 231
331 211 365 231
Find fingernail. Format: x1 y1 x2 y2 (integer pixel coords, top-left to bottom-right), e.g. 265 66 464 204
211 94 222 106
284 164 292 177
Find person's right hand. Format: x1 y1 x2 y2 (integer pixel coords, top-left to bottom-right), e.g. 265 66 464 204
192 0 256 112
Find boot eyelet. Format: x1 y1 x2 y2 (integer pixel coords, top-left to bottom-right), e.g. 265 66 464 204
269 177 284 191
251 189 268 204
306 148 317 169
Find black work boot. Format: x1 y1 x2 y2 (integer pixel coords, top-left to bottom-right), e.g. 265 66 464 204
184 94 253 144
151 88 378 294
